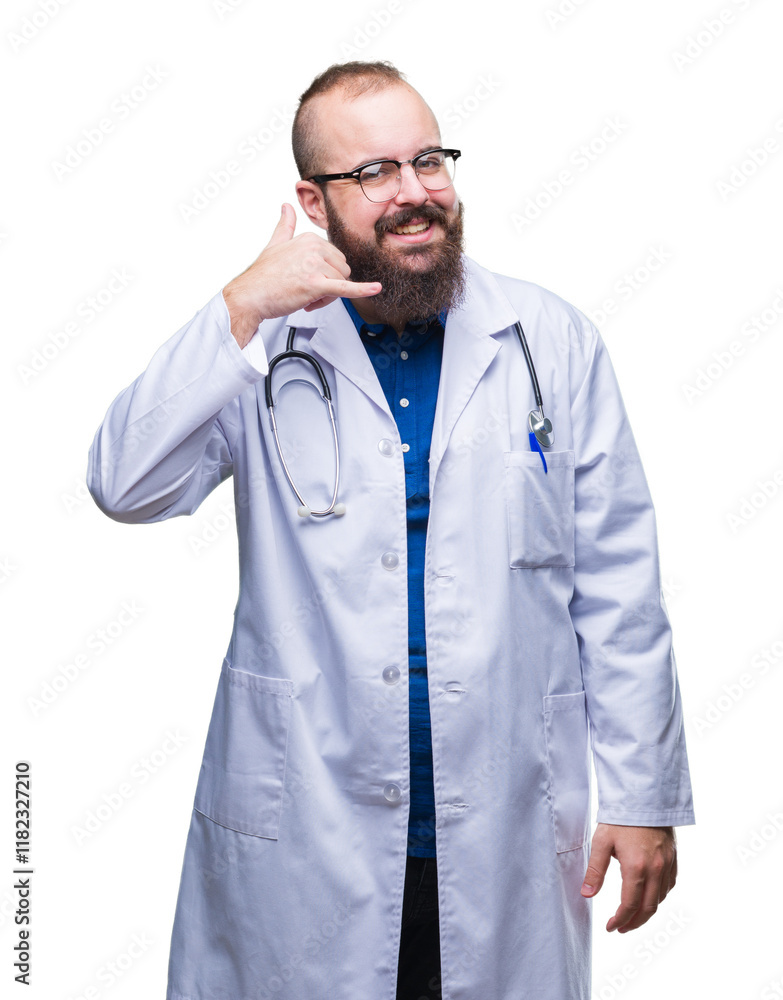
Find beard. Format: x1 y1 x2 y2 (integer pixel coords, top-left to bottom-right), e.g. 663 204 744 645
324 196 467 328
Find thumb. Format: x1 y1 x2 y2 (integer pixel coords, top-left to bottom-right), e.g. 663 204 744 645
581 836 612 898
265 202 296 248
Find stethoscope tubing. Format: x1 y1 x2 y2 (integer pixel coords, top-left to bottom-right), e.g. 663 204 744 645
265 326 342 517
513 321 543 412
264 317 553 516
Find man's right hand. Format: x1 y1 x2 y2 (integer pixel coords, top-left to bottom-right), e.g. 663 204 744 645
222 202 382 348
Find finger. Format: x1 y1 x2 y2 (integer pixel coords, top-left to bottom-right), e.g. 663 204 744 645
303 296 339 311
294 243 351 285
322 279 382 300
658 861 674 905
650 833 676 905
606 862 645 932
616 869 665 933
319 242 352 279
668 849 678 892
265 202 297 249
581 835 612 898
302 280 382 313
658 846 677 904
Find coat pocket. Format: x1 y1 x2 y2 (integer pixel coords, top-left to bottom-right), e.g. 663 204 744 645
504 449 575 568
543 690 590 853
194 658 294 839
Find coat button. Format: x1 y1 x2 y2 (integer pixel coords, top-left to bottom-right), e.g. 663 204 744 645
378 438 394 457
383 783 402 803
381 551 399 570
382 665 400 684
444 681 466 701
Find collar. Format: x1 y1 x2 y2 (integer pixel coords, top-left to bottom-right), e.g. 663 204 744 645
270 257 522 486
285 256 520 340
341 296 447 351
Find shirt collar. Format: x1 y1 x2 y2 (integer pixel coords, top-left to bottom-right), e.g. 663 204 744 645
341 297 447 351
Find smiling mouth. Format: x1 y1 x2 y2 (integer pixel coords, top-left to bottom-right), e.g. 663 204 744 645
391 221 430 235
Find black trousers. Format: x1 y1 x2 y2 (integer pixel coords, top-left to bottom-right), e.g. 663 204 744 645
396 856 442 1000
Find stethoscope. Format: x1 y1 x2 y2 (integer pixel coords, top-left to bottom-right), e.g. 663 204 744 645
264 320 554 519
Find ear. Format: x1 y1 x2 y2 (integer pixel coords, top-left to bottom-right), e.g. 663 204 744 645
296 180 328 231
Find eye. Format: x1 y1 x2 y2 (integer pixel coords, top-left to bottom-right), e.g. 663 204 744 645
415 152 445 172
359 161 397 183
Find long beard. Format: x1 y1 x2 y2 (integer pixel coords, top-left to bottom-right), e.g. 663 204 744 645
325 198 467 327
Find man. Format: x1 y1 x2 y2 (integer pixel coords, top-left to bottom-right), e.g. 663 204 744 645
88 61 695 1000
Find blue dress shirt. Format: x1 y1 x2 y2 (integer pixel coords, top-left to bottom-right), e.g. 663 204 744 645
342 296 444 858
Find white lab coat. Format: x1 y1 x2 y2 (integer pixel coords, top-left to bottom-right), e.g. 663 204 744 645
87 255 695 1000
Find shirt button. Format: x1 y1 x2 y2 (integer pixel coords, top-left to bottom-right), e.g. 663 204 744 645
381 551 399 570
382 666 400 685
378 438 394 457
400 351 409 360
383 783 402 804
400 398 409 407
401 443 410 453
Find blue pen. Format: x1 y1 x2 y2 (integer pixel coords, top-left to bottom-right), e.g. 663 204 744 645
529 431 548 474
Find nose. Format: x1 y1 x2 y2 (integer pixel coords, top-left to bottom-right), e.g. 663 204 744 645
392 162 429 206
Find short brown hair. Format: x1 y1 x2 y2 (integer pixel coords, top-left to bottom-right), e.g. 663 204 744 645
292 61 409 179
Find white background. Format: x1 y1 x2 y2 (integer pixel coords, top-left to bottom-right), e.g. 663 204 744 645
4 0 782 997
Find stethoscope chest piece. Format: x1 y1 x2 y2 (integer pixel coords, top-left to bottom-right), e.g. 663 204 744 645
513 320 555 457
528 409 554 449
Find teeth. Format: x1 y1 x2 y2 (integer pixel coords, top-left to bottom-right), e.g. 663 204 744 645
392 222 429 235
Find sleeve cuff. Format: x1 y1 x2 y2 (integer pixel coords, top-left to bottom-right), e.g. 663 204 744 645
241 329 270 373
208 289 269 378
596 809 696 827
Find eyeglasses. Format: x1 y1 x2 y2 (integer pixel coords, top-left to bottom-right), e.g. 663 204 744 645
308 148 461 204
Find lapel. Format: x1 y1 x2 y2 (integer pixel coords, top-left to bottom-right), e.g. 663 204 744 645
286 301 391 417
428 257 519 491
278 257 520 489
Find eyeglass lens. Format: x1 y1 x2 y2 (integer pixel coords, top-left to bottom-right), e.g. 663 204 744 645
358 151 456 203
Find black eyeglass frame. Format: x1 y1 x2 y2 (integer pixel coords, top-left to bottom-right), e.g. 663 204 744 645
307 148 461 201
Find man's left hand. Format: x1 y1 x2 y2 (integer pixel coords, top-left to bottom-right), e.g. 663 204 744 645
580 824 677 932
